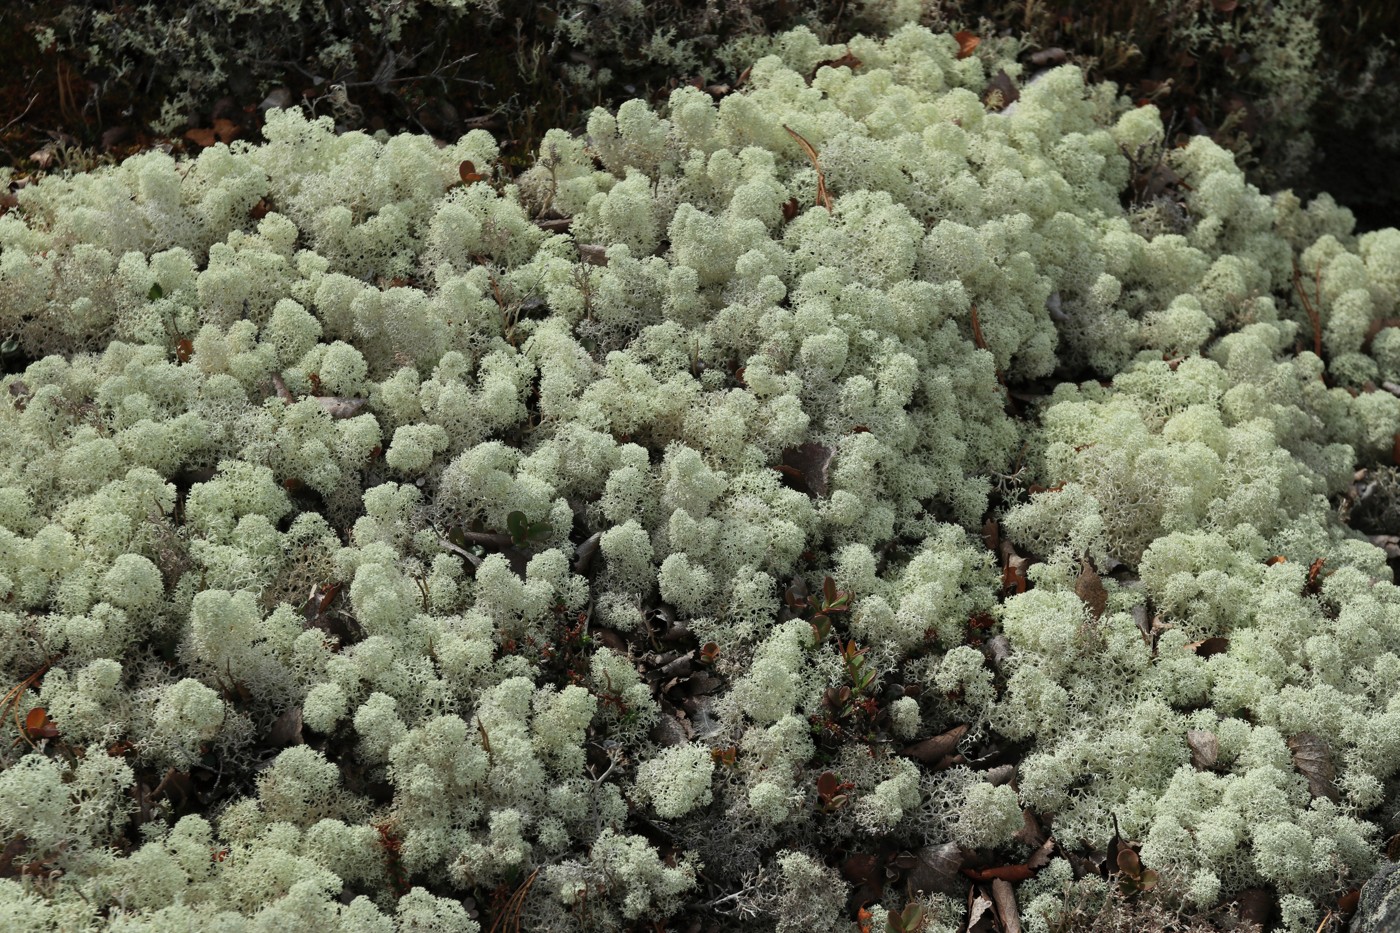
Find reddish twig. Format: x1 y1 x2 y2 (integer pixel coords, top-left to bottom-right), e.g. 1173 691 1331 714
1292 256 1324 358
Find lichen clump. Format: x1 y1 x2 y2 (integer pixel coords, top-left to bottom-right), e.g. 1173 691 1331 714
0 22 1397 933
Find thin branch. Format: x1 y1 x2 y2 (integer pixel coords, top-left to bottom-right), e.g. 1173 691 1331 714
1 92 40 134
1292 255 1324 358
437 535 484 569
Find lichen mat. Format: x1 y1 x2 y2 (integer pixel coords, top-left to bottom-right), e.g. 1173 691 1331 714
0 23 1397 933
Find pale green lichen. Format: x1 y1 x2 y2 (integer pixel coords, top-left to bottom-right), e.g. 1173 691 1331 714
0 21 1396 933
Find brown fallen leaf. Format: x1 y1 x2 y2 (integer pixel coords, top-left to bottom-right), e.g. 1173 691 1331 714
983 764 1016 786
1002 556 1029 595
270 372 295 404
782 125 833 213
212 118 240 143
840 852 883 905
991 878 1022 933
982 518 1000 553
578 244 609 266
955 31 981 60
1028 47 1068 67
967 893 995 931
1075 556 1108 620
184 120 239 148
902 723 968 765
905 843 965 897
648 712 691 747
1186 729 1219 770
270 706 304 745
1236 886 1274 929
1025 837 1054 870
983 70 1020 111
983 634 1012 671
811 47 862 80
315 396 368 419
1131 605 1152 645
534 217 572 233
777 442 836 499
1013 810 1047 849
1304 557 1329 596
1185 637 1229 658
962 864 1034 883
1287 732 1339 802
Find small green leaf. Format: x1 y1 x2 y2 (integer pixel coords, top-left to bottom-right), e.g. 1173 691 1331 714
887 903 925 933
148 283 164 301
0 338 18 355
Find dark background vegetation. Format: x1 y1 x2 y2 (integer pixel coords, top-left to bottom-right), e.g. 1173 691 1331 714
0 0 1397 229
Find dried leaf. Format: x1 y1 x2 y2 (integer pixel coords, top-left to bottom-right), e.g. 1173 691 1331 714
991 878 1022 933
259 87 294 112
1025 837 1054 870
649 713 691 747
578 243 608 266
982 70 1020 111
1187 729 1219 770
459 160 485 184
966 894 995 930
1075 557 1108 620
314 396 368 419
902 723 968 764
23 707 53 737
983 764 1016 787
812 47 862 77
840 852 883 904
963 864 1035 882
270 706 304 745
1212 0 1239 11
782 125 833 212
778 442 836 499
982 518 999 552
1237 887 1274 928
535 217 572 233
212 119 240 144
1002 557 1029 595
183 127 217 148
1028 47 1068 67
1287 732 1339 802
573 530 603 575
1304 557 1329 595
1185 637 1229 658
1131 605 1152 645
1013 810 1048 849
270 372 295 404
955 31 981 60
983 634 1012 671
